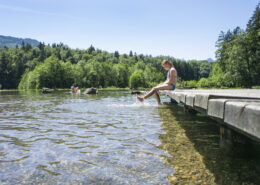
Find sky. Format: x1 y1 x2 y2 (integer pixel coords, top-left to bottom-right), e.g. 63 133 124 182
0 0 259 60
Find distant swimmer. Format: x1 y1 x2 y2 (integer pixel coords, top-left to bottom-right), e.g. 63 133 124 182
71 84 80 93
136 60 177 105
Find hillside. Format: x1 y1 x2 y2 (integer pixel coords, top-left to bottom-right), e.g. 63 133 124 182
206 58 215 62
0 35 40 48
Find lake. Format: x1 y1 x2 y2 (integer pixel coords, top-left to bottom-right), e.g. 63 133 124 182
0 90 260 184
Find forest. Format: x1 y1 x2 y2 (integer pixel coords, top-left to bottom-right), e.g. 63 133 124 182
0 42 213 90
0 3 259 90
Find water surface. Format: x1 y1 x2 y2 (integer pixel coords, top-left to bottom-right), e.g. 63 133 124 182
0 90 259 184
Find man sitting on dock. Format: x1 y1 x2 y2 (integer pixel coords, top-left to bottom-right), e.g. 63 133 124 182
136 60 178 105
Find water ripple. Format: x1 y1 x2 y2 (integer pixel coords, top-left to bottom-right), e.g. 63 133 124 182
0 91 173 184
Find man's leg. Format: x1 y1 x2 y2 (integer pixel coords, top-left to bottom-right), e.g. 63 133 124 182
137 84 172 103
136 88 156 102
154 91 161 105
143 88 156 99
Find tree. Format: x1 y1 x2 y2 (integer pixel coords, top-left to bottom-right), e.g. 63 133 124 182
212 3 260 87
114 51 120 58
87 45 95 54
215 30 234 72
143 64 164 87
37 42 45 50
129 50 133 57
199 62 212 78
113 64 129 87
246 3 260 85
0 52 8 88
129 71 146 89
21 41 25 50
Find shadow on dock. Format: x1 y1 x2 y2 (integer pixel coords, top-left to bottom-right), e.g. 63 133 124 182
157 103 260 185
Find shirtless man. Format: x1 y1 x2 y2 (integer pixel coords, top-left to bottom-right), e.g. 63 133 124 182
136 60 177 105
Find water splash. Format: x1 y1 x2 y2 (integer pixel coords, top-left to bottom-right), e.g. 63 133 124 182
107 102 158 108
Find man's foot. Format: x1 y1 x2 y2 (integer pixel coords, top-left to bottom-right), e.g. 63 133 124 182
136 94 144 102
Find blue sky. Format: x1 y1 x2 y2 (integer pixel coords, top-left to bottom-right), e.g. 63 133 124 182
0 0 259 60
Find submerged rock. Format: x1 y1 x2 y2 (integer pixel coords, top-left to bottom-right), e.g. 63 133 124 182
42 87 54 94
84 87 98 94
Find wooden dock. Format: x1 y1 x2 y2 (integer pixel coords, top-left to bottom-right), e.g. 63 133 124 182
161 89 260 141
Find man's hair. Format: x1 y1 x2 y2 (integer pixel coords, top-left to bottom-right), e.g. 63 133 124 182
161 60 172 66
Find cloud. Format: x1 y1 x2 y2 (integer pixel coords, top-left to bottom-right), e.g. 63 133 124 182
0 4 82 20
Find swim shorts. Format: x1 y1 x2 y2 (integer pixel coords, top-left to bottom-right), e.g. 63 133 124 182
171 83 175 90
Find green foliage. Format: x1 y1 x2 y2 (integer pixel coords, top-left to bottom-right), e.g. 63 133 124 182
0 41 217 89
195 78 213 88
129 71 146 89
129 50 133 57
197 78 209 88
199 62 213 78
113 64 129 87
143 64 164 87
114 51 120 58
212 3 260 88
187 80 197 88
